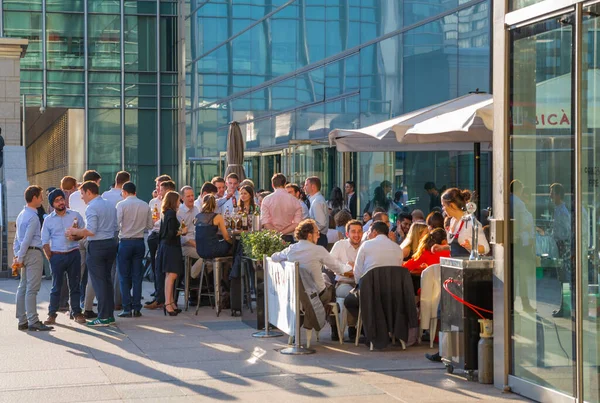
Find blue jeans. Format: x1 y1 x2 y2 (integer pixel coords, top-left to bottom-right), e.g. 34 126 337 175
117 239 145 312
87 239 118 319
48 249 82 316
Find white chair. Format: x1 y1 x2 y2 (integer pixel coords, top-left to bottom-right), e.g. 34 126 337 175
336 297 348 340
420 264 441 348
305 302 344 348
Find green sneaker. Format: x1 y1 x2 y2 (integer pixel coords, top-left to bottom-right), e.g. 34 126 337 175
86 318 110 327
107 316 116 324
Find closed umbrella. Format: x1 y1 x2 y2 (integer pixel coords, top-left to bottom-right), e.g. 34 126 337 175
224 121 246 180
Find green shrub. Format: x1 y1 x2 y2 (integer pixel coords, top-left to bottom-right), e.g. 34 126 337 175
241 229 289 260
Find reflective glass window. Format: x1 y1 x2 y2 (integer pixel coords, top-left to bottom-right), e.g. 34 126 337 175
88 0 120 14
88 109 121 164
125 109 157 165
3 12 43 69
457 3 490 94
46 0 83 12
2 0 41 11
47 13 84 70
125 15 157 71
88 14 121 70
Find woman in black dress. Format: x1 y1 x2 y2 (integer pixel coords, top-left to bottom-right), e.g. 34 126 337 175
157 191 187 316
195 194 233 259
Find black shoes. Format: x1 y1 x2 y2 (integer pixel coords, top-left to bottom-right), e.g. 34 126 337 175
145 299 157 306
133 311 142 318
117 311 132 318
28 321 54 331
18 323 28 331
425 352 442 362
83 310 98 319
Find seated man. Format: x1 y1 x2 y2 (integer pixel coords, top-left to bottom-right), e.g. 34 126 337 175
271 219 350 338
362 212 396 243
344 220 404 334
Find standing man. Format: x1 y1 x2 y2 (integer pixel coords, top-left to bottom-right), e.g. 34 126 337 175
344 181 357 219
211 176 226 199
146 174 172 307
41 189 86 325
424 182 442 213
285 183 310 219
116 181 153 318
70 170 101 319
217 173 240 214
194 182 218 211
102 170 130 311
146 179 176 309
261 173 302 243
304 176 329 248
179 186 203 277
60 176 78 208
549 182 571 317
14 185 53 331
66 181 118 327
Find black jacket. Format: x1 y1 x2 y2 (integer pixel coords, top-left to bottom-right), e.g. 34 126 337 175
359 266 418 349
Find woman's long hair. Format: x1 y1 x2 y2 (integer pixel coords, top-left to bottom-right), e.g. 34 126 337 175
239 185 256 213
328 187 344 211
412 228 447 261
400 222 428 254
161 191 180 214
201 194 217 213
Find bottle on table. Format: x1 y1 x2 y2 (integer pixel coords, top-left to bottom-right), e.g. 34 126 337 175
241 210 248 231
224 208 231 229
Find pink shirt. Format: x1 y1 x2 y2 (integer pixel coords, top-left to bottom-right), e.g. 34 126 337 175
260 188 302 235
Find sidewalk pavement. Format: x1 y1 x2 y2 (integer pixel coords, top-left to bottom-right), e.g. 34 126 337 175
0 278 529 403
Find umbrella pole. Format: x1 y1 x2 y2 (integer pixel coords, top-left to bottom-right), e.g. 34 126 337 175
474 142 481 221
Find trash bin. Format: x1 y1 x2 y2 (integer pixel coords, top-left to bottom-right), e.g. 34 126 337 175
439 257 494 380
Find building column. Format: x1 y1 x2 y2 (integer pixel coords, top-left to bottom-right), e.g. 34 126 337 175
0 38 29 275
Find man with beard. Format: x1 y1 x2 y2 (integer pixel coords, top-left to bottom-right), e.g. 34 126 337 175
41 189 87 325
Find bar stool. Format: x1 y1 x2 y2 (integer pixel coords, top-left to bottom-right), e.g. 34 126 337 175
174 256 201 311
194 256 233 317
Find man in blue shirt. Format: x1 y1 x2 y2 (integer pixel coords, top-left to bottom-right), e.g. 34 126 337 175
66 181 118 327
41 189 86 325
549 182 572 318
14 185 53 331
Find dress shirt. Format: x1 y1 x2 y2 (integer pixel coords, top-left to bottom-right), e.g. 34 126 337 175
354 234 404 280
271 240 346 293
217 191 240 215
41 209 84 252
193 197 202 212
329 239 359 285
308 192 328 235
510 194 534 247
362 219 372 232
300 200 309 220
177 203 199 245
260 188 303 235
149 197 161 233
69 191 87 223
446 217 490 254
14 206 43 263
86 196 118 241
102 187 124 208
116 195 153 239
552 203 571 243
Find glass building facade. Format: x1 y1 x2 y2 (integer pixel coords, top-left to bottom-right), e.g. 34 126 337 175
1 0 179 200
185 0 492 213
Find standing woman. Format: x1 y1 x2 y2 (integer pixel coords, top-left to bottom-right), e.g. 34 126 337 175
238 185 256 214
157 191 187 316
434 188 489 257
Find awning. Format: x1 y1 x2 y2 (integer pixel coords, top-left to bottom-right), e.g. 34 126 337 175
328 93 493 152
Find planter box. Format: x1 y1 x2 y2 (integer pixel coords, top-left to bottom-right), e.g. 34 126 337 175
241 256 265 330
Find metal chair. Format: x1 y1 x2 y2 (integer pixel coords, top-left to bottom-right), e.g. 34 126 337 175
194 256 233 316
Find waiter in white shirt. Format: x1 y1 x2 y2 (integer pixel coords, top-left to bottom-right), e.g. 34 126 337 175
70 170 101 319
344 220 404 328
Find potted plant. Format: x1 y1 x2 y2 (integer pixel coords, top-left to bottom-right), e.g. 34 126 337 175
240 230 289 329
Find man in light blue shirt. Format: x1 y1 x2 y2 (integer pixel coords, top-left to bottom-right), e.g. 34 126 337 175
14 185 53 331
41 189 86 325
217 173 240 215
304 176 329 248
66 181 118 327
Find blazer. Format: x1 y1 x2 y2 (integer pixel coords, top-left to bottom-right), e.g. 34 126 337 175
359 266 419 349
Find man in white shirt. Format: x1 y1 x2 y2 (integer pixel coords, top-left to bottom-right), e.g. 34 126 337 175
178 186 203 305
194 182 218 211
285 183 309 220
145 175 173 309
271 219 351 333
116 181 153 317
344 220 404 326
304 176 329 248
102 170 130 311
212 176 226 198
217 173 240 215
362 212 397 243
69 170 101 319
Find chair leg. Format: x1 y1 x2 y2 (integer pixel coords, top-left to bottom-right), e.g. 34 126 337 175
332 306 343 345
355 307 362 347
195 262 205 316
306 329 312 348
400 339 406 350
370 342 373 351
430 318 437 349
288 335 293 345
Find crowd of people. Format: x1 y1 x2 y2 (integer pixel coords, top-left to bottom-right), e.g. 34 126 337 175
12 169 489 351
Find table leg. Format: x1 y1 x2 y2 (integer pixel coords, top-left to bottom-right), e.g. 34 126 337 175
184 257 190 311
215 261 221 317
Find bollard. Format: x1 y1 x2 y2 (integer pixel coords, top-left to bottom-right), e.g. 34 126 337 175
252 256 283 338
280 263 315 355
477 319 493 384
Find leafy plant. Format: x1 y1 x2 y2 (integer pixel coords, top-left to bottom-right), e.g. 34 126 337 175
241 229 289 260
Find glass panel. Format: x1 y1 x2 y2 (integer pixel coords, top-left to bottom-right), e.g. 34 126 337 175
160 17 178 72
125 109 157 165
583 5 600 402
89 109 121 165
125 16 157 72
510 0 543 12
88 0 120 14
357 152 395 215
46 0 83 12
88 14 121 70
2 0 41 11
509 14 575 396
124 1 156 15
47 13 84 70
3 12 43 69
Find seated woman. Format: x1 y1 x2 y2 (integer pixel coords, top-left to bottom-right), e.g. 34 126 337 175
400 222 428 260
195 194 233 259
238 185 256 214
403 228 450 276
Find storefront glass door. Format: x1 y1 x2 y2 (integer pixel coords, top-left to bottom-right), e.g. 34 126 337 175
509 13 576 396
